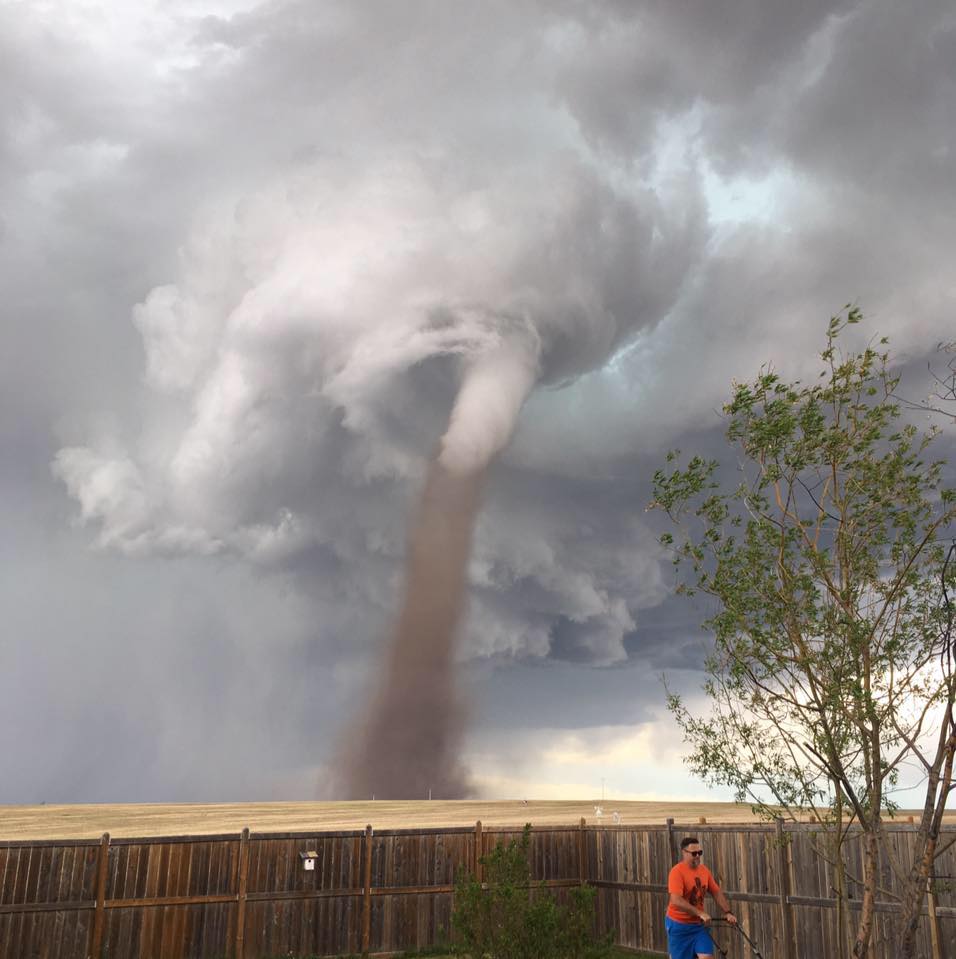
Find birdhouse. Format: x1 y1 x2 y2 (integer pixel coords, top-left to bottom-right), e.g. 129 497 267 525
300 850 318 871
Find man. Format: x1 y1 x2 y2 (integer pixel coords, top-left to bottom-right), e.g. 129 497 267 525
666 837 737 959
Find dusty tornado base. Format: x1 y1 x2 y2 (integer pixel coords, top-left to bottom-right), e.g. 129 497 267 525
338 461 484 800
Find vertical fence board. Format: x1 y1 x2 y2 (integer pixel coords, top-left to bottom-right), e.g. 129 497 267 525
362 824 373 954
473 821 482 882
233 827 249 959
775 819 796 959
87 833 110 959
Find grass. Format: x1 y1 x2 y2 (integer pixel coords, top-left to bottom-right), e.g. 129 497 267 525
263 949 664 959
409 952 664 959
0 798 773 840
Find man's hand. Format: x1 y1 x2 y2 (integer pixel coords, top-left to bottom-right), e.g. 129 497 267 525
698 911 711 924
723 912 738 926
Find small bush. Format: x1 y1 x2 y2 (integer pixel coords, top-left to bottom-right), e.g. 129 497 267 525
452 825 614 959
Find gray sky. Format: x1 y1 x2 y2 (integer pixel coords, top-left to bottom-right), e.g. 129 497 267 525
2 0 955 804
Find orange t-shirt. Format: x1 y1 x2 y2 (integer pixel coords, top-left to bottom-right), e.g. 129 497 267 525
666 862 720 923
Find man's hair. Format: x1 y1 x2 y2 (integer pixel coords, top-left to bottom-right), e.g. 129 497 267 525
680 837 700 851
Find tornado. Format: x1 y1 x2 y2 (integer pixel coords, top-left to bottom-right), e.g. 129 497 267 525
339 338 537 799
340 459 482 798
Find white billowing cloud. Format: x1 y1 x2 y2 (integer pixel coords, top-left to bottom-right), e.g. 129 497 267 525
134 282 227 395
52 445 223 556
55 133 699 660
53 448 152 549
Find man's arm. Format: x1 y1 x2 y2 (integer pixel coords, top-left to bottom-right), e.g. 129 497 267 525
709 886 737 925
669 893 710 923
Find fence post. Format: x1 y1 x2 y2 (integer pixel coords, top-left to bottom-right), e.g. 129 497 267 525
775 819 796 959
526 823 534 904
927 869 943 959
361 823 373 955
474 821 483 884
579 817 587 885
233 827 250 959
665 818 677 864
88 832 110 959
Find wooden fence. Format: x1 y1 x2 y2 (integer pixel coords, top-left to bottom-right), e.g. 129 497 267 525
1 820 954 958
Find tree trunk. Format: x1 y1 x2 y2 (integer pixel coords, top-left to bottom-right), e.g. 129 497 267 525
852 830 878 958
834 781 848 959
898 727 954 958
896 845 931 959
836 856 848 959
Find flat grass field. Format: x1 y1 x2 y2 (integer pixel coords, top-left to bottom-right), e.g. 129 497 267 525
1 799 948 841
0 799 754 840
343 952 660 959
267 952 661 959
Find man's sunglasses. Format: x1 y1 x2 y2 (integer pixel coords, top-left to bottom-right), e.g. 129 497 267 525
684 849 704 856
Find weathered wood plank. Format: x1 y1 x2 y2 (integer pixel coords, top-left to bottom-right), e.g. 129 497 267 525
362 824 373 953
233 827 250 959
0 900 94 915
108 834 239 846
88 833 109 959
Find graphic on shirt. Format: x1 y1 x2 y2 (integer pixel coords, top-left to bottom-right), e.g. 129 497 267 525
689 877 703 910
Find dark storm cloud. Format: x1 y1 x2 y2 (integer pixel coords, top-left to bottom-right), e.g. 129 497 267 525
1 0 954 801
466 658 662 730
551 1 857 157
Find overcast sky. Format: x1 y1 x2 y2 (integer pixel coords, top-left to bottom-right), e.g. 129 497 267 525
2 0 955 805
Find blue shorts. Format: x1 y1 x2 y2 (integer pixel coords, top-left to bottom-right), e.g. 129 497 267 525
665 916 717 958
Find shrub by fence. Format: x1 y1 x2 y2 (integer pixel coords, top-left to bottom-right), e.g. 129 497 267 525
1 819 953 958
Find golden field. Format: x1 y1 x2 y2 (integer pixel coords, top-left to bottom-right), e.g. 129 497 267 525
0 800 762 840
1 799 948 841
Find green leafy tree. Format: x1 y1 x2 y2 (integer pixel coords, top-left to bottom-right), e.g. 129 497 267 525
452 825 612 959
650 309 956 958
